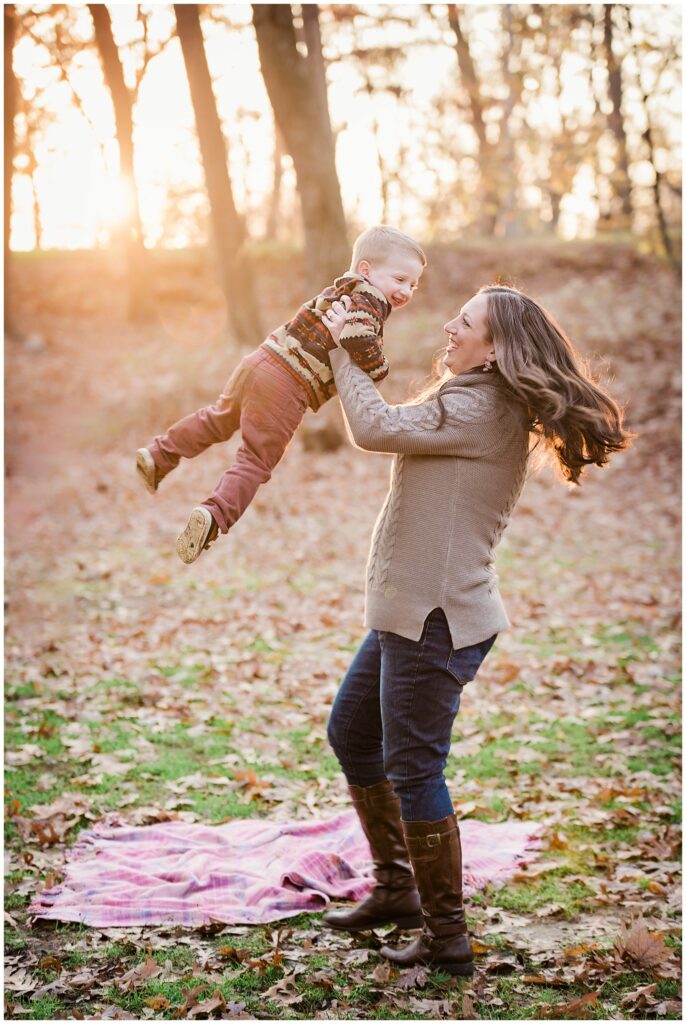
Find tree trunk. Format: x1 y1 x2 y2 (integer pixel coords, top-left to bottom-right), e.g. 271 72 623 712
602 4 632 226
446 3 499 234
252 4 348 289
174 4 262 345
625 11 679 272
29 157 42 250
4 4 17 336
88 3 154 322
540 5 581 232
265 125 285 241
302 5 331 141
495 4 520 237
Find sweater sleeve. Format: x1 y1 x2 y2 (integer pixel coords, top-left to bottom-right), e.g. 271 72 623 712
330 347 501 456
338 286 389 382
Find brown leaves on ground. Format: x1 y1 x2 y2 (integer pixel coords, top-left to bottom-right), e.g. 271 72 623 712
614 918 672 971
9 793 94 848
4 244 682 1020
114 955 162 992
620 982 682 1017
262 968 307 1006
539 989 602 1019
393 964 430 989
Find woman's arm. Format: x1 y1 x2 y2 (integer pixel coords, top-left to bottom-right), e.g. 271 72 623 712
330 347 501 457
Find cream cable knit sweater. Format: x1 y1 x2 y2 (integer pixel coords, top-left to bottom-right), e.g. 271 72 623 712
330 347 530 648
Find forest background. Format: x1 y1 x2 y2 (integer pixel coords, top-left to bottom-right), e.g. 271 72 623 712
4 3 683 1021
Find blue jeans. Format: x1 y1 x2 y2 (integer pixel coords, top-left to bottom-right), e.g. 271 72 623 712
327 608 496 822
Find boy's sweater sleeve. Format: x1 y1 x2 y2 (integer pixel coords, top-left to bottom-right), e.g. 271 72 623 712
339 285 390 382
330 348 501 456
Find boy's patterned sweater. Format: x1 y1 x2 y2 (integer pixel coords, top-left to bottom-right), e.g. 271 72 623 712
262 273 391 411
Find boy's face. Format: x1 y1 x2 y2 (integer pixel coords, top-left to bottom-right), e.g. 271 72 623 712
357 252 424 310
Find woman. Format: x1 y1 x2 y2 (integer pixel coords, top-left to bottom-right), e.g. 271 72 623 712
320 285 630 977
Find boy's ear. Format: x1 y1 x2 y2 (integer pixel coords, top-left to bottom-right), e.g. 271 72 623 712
357 259 370 277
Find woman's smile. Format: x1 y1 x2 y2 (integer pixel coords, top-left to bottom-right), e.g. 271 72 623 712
442 294 494 374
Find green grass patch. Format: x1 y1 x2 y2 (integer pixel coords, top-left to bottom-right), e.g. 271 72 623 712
92 677 140 692
4 928 28 951
154 662 216 688
473 872 595 917
450 742 514 781
627 748 680 777
11 996 67 1020
5 680 40 701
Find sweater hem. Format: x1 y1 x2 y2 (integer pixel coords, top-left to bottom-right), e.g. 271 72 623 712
260 342 326 411
365 592 511 649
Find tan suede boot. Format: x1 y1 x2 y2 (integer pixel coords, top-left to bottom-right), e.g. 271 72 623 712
176 507 219 564
323 781 422 932
379 815 474 976
136 448 164 494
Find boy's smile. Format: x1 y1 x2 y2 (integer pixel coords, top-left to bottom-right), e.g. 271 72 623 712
358 253 425 310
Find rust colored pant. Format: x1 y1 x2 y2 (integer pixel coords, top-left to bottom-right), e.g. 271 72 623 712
149 348 309 533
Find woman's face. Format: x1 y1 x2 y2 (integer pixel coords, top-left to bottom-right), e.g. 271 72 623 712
442 293 495 376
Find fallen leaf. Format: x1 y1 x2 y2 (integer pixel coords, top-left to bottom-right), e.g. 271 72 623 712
484 956 518 974
371 960 393 984
621 982 659 1009
614 918 670 970
394 964 429 989
145 995 170 1011
655 998 682 1015
38 955 63 972
3 967 37 994
187 990 226 1019
115 955 162 992
344 948 372 965
461 993 481 1019
262 972 304 1006
539 989 601 1018
470 939 493 955
560 943 599 958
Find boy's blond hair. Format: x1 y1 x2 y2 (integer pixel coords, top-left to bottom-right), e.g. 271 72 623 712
350 225 426 271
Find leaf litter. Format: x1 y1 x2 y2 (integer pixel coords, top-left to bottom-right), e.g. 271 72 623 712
4 245 681 1018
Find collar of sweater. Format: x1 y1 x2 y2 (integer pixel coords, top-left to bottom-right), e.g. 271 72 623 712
333 272 392 317
440 368 504 392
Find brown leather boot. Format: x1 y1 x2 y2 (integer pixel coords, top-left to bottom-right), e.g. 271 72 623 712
323 780 422 932
379 815 474 976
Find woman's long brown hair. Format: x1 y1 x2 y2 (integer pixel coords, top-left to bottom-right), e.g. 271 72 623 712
481 286 633 483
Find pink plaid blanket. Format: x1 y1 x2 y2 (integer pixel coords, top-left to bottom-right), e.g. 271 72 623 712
28 812 544 928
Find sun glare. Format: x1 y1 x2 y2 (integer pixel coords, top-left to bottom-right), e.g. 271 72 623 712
8 4 682 250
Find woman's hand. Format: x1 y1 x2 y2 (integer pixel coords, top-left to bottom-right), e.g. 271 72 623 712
323 296 351 345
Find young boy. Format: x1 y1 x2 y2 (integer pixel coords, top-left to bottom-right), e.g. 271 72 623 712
136 225 426 563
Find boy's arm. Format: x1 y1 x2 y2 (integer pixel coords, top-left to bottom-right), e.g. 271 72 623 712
338 288 390 381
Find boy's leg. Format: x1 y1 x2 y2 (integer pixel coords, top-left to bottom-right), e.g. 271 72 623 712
147 353 255 477
200 352 309 534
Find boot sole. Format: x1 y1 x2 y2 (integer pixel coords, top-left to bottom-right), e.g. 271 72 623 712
325 912 423 932
381 951 475 976
176 507 213 564
442 961 475 977
136 449 158 494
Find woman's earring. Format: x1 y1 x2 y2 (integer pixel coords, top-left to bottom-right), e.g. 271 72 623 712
483 358 493 373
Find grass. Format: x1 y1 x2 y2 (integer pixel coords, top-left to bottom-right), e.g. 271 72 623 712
4 619 681 1019
5 237 681 1019
478 875 595 917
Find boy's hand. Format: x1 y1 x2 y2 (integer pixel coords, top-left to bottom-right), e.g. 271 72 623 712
323 296 351 345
